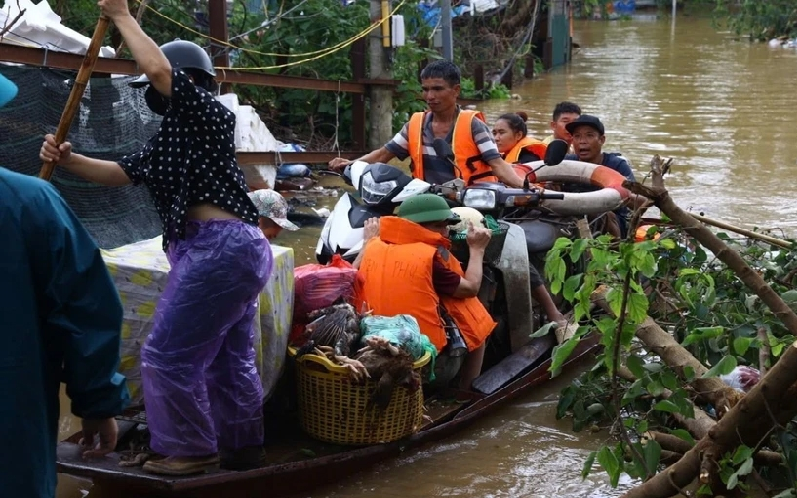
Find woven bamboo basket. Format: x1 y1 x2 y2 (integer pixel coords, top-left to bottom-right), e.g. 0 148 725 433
289 347 430 445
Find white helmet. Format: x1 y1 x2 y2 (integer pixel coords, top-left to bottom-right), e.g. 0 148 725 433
449 207 484 233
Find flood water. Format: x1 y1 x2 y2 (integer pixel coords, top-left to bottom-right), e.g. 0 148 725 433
57 13 797 498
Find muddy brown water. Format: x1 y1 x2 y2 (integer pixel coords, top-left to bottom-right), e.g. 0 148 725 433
57 14 797 498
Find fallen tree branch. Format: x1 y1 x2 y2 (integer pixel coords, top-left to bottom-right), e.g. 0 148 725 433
594 288 744 417
619 156 797 498
645 430 783 467
759 326 770 376
689 213 794 250
617 366 716 439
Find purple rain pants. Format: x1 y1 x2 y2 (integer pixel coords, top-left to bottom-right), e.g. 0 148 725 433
140 219 273 457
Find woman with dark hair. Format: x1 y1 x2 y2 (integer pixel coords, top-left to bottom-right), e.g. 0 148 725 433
492 111 548 164
39 0 271 476
491 112 573 341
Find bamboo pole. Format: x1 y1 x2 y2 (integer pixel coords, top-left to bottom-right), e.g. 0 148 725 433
690 213 793 249
39 16 110 181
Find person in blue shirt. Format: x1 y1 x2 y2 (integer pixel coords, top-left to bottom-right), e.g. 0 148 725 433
0 73 130 498
563 114 636 238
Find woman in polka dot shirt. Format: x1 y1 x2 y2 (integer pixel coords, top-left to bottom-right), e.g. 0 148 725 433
40 0 272 476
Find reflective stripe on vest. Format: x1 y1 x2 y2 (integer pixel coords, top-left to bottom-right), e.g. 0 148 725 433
407 110 497 186
358 217 496 352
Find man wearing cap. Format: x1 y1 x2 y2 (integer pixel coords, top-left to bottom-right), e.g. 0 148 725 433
248 189 299 241
565 114 635 181
563 114 636 237
0 73 130 498
356 194 496 390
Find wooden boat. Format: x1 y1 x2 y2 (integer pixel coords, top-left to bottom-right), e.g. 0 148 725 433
56 334 600 498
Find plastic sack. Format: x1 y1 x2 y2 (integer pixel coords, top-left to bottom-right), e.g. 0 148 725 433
360 314 437 364
291 254 361 343
141 219 271 455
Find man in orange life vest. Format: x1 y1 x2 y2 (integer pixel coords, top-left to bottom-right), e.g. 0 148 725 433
329 60 525 188
353 195 496 390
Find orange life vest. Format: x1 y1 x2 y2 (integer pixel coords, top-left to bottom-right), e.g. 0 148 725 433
407 110 498 185
504 136 548 164
357 217 496 352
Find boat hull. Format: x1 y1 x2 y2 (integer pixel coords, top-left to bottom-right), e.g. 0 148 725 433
56 335 600 498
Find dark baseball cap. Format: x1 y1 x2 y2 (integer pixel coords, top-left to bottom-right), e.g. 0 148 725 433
565 114 605 135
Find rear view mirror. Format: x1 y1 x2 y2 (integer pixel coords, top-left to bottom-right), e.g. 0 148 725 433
544 139 569 166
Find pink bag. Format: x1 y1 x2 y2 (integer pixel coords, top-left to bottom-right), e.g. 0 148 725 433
292 255 360 343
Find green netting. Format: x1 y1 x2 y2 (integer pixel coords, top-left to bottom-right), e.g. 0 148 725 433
0 65 163 249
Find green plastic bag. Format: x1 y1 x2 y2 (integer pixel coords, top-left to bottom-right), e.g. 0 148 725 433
360 314 437 379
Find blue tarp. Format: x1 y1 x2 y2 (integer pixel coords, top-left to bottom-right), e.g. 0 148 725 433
613 0 636 15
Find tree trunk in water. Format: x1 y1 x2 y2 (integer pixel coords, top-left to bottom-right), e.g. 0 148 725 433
620 157 797 498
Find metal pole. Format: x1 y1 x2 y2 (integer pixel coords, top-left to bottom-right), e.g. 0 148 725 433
440 0 453 61
672 0 676 18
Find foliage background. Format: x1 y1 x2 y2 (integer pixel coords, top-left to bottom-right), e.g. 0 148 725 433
0 0 521 148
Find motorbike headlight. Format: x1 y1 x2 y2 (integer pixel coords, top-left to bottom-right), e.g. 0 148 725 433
360 172 397 204
462 188 497 209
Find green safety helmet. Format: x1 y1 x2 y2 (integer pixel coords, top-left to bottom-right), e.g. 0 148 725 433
397 194 460 225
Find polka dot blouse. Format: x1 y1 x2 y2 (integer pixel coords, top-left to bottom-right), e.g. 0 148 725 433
119 69 259 251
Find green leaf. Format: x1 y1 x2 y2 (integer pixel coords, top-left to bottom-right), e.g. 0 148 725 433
643 439 661 475
563 274 583 302
703 356 737 378
682 326 724 347
638 252 658 278
621 379 644 405
596 446 621 488
652 399 680 413
737 457 754 477
625 355 646 379
732 445 754 466
606 288 623 317
726 472 739 490
773 340 785 357
668 429 695 446
570 239 588 263
683 365 696 381
660 370 679 390
697 483 713 496
733 336 753 356
596 316 616 335
530 321 557 338
642 362 663 374
646 380 665 397
552 237 573 251
660 238 676 250
548 259 566 295
773 490 797 498
581 451 597 480
626 292 649 324
549 336 581 378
